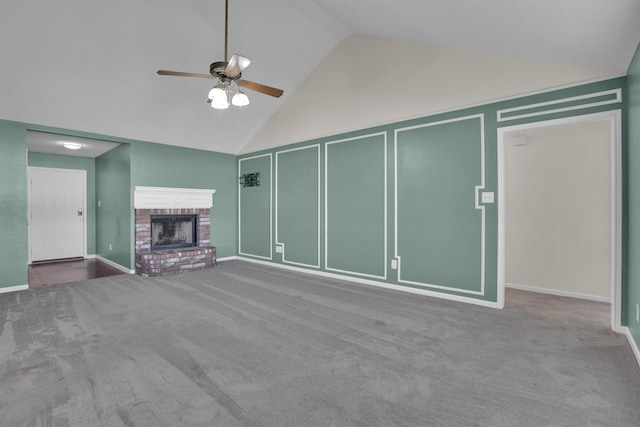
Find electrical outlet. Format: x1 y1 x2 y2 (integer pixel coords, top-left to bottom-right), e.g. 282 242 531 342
275 245 283 254
109 244 112 251
391 259 398 270
481 192 494 203
636 304 639 323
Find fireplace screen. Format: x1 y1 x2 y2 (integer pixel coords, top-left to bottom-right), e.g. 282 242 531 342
151 215 197 250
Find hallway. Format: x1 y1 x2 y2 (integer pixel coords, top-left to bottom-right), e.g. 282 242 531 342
28 258 126 288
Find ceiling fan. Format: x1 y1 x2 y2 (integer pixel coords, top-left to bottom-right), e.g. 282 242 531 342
157 0 283 109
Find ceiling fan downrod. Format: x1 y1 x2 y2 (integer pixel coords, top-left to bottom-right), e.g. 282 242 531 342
224 0 229 63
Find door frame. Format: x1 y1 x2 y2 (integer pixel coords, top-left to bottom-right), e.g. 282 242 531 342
497 110 622 332
28 166 88 265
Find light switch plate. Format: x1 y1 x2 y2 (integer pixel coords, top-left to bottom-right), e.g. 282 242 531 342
481 192 494 203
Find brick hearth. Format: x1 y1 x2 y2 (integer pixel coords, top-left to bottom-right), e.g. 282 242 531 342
135 208 216 276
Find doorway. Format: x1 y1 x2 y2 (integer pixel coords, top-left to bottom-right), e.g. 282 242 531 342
497 110 622 331
28 167 87 263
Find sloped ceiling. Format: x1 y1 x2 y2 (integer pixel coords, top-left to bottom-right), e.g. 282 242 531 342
1 0 639 155
241 34 619 153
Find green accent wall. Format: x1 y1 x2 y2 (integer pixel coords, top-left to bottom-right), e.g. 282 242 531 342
0 119 238 284
0 121 27 288
625 42 640 348
96 144 132 269
0 74 632 318
238 77 625 305
28 153 97 255
130 141 237 259
239 155 272 259
276 146 320 267
396 116 482 292
326 134 386 278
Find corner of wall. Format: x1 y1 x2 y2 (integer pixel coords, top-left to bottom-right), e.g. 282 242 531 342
623 39 640 355
0 120 28 288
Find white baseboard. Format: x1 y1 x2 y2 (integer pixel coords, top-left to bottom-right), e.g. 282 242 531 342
506 282 610 303
622 326 640 368
216 256 238 262
95 256 135 274
237 257 502 309
0 284 29 294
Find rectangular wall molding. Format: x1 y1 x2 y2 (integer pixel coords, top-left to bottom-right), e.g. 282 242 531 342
275 145 321 269
394 114 486 296
238 154 273 260
497 89 621 122
324 132 388 280
236 80 625 308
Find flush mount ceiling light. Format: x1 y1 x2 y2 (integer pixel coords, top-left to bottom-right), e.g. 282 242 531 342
156 0 283 110
62 142 83 150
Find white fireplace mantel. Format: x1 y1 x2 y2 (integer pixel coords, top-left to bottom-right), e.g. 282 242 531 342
133 186 216 209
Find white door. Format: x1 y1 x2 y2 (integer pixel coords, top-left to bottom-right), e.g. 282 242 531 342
29 167 86 262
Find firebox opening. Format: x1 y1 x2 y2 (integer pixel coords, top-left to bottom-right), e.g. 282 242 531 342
151 214 198 250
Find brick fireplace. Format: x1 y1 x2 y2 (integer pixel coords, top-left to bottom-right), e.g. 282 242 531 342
133 186 217 276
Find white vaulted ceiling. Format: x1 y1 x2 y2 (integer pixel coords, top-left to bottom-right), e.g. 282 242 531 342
1 0 639 154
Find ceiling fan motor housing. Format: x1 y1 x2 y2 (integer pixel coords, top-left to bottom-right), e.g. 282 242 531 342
210 61 239 81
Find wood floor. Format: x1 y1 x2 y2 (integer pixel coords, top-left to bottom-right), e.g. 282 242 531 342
28 258 126 288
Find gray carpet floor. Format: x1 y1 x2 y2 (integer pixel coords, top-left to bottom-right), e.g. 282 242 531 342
0 260 638 426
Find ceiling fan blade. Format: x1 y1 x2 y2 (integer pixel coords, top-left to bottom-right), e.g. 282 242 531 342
225 54 251 78
238 79 284 98
157 70 212 79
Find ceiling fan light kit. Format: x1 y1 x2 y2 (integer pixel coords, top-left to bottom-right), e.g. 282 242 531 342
232 90 250 107
157 0 283 110
209 88 229 109
207 79 250 109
